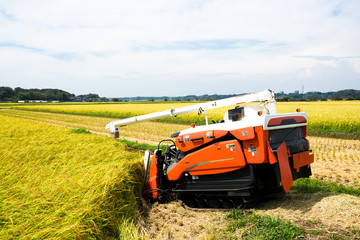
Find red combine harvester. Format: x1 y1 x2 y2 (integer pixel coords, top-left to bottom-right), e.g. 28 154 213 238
106 89 314 208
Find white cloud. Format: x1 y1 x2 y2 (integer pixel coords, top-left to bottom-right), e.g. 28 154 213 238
0 0 359 97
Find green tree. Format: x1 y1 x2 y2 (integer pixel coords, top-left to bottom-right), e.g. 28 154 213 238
0 87 14 101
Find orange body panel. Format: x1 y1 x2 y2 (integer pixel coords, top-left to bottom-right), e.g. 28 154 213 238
144 153 159 199
276 142 293 192
230 127 255 141
267 140 278 164
292 151 314 172
242 126 268 164
175 130 228 152
267 116 307 127
167 140 246 181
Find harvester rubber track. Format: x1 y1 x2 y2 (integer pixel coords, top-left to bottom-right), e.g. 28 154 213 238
180 194 260 209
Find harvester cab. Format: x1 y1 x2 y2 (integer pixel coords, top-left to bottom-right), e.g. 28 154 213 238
106 89 314 208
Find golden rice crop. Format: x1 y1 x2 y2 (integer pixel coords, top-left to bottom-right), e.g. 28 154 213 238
0 115 143 239
276 101 360 134
12 101 360 134
11 102 192 117
0 109 184 144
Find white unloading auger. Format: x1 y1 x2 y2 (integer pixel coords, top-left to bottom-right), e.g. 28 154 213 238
105 89 276 138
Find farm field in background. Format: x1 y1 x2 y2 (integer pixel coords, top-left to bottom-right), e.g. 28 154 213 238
0 115 143 239
0 108 184 145
11 100 360 134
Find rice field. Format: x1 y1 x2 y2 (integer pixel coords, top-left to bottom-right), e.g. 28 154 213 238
1 108 359 189
0 114 143 239
278 101 360 134
1 101 360 239
11 100 360 134
0 108 184 145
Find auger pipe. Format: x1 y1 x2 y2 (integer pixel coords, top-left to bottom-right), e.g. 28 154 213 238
105 89 275 134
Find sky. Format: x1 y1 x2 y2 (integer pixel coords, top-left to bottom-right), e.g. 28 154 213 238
0 0 359 97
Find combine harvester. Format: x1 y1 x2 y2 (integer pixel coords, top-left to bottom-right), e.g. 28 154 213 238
106 89 314 208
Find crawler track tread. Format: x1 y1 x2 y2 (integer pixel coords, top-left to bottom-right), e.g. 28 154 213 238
179 194 261 210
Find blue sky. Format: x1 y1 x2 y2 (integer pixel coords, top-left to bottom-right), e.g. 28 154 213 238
0 0 359 97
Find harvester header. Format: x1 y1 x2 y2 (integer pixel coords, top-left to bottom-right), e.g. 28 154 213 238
106 89 276 138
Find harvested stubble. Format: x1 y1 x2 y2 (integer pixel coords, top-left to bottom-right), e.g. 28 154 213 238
308 136 360 189
0 115 143 239
144 193 360 239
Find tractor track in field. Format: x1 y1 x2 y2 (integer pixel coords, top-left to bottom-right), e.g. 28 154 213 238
2 108 360 239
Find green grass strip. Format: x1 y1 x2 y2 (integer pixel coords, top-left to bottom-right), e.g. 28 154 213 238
71 128 92 134
117 139 168 152
226 208 305 240
293 178 360 196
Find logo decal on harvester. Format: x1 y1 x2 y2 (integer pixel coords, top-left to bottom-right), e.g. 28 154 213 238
226 143 236 151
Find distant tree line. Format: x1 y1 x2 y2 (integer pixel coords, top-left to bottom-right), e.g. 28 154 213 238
119 94 239 102
119 89 360 102
75 94 103 102
276 89 360 101
0 87 109 102
0 87 75 102
1 86 359 102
